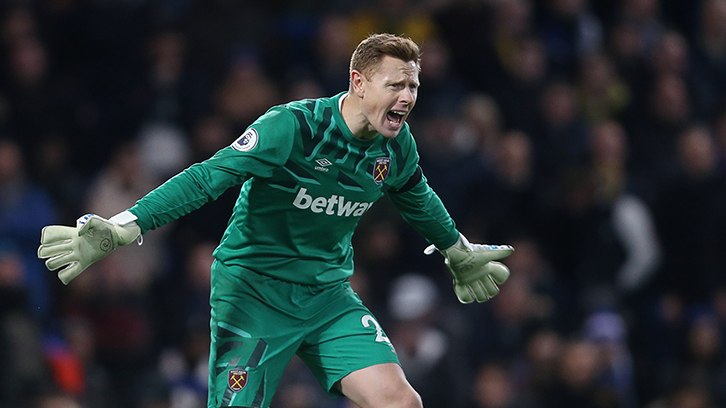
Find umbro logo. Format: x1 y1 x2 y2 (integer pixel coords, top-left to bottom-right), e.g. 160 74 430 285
315 158 333 172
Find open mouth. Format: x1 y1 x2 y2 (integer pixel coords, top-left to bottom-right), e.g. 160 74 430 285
387 110 406 127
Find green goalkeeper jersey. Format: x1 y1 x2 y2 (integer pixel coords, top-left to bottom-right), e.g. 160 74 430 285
128 92 459 284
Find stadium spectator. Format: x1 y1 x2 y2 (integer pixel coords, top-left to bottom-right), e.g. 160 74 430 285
1 2 726 407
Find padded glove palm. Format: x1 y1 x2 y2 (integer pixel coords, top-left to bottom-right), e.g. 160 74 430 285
38 213 141 284
425 234 514 303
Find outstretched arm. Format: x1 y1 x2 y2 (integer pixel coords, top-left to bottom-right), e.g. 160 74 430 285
387 169 514 303
38 107 296 285
37 151 250 284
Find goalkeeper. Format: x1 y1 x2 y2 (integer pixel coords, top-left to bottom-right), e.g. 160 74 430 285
38 33 513 408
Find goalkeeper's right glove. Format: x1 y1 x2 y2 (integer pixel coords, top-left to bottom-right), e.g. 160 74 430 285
425 233 514 303
38 211 141 285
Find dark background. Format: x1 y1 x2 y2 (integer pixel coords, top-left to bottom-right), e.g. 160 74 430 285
2 0 726 407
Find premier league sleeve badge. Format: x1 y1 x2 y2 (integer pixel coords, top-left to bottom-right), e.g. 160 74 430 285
231 128 259 152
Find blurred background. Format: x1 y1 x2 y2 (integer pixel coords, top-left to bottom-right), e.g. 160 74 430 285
1 0 726 407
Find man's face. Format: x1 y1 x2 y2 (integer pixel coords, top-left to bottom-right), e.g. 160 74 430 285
358 56 419 139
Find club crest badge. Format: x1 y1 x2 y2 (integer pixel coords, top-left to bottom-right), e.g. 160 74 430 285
231 128 259 152
228 369 248 392
373 157 391 185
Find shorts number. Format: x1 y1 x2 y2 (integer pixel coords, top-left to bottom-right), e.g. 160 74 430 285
361 315 391 345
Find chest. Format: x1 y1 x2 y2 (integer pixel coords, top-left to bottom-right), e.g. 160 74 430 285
277 131 404 204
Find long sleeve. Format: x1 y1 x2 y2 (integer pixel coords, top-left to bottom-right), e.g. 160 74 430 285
127 156 245 233
128 107 296 233
387 171 459 250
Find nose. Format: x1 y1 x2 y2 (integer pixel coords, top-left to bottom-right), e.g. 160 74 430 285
400 88 414 105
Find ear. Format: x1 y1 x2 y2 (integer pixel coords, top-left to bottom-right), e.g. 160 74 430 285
350 70 365 97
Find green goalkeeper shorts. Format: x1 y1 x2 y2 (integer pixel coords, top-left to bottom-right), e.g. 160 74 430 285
207 260 400 408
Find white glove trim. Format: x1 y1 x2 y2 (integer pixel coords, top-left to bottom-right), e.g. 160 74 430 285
109 211 143 245
109 210 138 226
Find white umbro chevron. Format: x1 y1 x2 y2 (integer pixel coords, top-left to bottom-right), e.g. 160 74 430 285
314 158 333 172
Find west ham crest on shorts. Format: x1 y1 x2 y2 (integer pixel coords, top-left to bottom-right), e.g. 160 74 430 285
228 369 248 392
373 157 391 185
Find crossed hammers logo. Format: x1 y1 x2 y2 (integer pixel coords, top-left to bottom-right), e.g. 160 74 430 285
228 369 248 392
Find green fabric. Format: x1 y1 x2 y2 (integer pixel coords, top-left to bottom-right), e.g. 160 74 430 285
207 261 399 408
129 93 459 284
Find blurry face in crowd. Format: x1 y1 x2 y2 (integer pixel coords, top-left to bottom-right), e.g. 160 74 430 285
0 141 22 183
353 56 419 139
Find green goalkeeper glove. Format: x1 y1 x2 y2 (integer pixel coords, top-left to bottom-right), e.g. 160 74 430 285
425 233 514 304
38 212 141 285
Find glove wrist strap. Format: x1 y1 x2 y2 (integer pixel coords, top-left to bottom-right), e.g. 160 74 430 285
109 211 143 246
423 232 471 256
109 210 138 226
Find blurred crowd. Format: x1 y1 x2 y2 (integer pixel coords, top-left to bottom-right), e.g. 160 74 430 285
2 0 726 407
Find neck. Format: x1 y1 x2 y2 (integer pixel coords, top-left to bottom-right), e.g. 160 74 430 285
340 92 377 140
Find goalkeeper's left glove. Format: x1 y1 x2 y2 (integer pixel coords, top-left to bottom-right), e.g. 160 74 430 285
425 233 514 303
38 212 141 285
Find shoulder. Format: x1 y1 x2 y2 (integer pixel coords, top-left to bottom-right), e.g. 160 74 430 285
283 95 339 119
257 104 297 123
255 96 336 131
228 105 301 155
247 104 299 140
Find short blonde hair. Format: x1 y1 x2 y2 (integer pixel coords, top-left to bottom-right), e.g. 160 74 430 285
349 33 421 79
